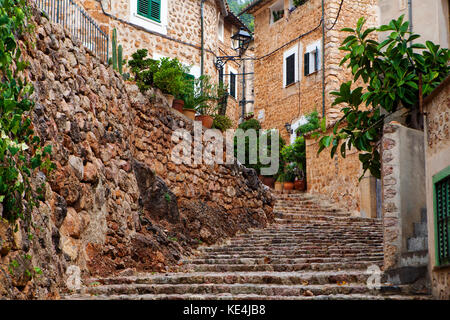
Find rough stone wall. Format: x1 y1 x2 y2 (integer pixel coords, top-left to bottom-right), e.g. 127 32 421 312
250 0 376 212
305 133 361 213
0 7 273 299
423 77 450 300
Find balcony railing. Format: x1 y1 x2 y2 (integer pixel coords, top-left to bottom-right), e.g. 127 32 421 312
35 0 109 63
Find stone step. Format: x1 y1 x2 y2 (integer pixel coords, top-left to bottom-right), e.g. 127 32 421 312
407 236 428 252
201 245 383 253
84 270 378 286
65 292 430 300
182 261 382 272
80 282 414 297
224 241 383 248
196 255 384 262
274 216 380 223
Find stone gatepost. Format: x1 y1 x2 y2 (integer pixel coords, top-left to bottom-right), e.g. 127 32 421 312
381 122 429 286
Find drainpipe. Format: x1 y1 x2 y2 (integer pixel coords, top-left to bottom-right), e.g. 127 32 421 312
321 0 326 118
408 0 413 34
201 0 206 76
241 61 246 120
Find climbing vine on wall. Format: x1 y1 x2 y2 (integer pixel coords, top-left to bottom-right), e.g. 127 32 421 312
0 0 54 232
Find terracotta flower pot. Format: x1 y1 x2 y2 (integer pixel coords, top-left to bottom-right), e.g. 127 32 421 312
182 108 196 120
172 99 184 113
274 182 283 192
164 93 175 107
195 114 214 129
294 179 306 191
262 176 275 189
283 182 294 191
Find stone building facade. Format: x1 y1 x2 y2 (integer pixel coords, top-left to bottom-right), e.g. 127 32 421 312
242 0 378 212
423 76 450 299
73 0 254 125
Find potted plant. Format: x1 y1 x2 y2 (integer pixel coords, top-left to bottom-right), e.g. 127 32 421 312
172 96 185 113
181 76 199 120
152 57 189 108
282 166 295 191
262 175 276 188
195 76 219 128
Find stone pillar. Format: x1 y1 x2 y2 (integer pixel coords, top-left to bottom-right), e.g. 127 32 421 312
381 122 428 285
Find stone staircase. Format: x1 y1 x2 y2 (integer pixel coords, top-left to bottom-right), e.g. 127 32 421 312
66 193 430 300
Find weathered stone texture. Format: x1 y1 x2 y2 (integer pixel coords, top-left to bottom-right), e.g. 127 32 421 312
306 131 362 213
0 7 273 299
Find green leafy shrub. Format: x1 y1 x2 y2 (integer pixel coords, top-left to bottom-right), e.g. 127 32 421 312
296 110 320 135
128 51 189 97
0 0 55 229
128 49 159 91
234 119 285 176
213 115 233 132
153 57 190 96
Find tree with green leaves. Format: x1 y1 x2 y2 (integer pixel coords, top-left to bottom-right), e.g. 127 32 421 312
316 15 449 179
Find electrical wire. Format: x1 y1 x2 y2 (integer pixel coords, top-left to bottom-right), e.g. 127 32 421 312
254 18 323 61
326 0 344 30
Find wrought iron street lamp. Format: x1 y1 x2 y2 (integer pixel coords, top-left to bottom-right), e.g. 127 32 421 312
285 122 293 134
215 28 252 70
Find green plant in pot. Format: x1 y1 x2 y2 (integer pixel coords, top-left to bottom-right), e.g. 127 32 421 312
281 135 306 190
153 57 190 107
195 76 219 128
282 164 296 191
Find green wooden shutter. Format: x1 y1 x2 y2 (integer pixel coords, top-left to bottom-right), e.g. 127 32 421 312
137 0 161 23
286 54 295 86
230 72 236 98
434 167 450 266
304 52 310 76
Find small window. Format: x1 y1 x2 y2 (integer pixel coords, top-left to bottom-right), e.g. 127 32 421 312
304 41 321 76
270 0 284 24
229 71 237 98
283 45 298 87
285 54 296 86
434 166 450 267
218 15 224 42
137 0 161 23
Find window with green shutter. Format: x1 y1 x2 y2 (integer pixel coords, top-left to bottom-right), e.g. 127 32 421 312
137 0 161 23
433 166 450 267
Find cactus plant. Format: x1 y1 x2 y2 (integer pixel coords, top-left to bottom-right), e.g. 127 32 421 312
118 44 123 75
112 28 118 71
110 28 129 79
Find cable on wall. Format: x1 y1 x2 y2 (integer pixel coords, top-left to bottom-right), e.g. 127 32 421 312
326 0 345 31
